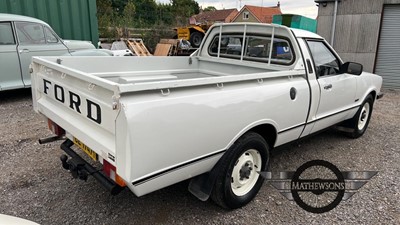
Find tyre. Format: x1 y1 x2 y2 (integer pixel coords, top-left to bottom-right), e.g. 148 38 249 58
189 31 203 48
345 94 374 138
211 132 270 209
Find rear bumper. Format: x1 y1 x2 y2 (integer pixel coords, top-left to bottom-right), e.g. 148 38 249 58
377 92 384 100
60 140 124 195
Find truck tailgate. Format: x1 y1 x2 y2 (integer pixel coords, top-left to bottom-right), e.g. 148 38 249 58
31 57 120 160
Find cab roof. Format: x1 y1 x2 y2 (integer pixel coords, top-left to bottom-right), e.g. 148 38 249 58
0 13 49 25
290 28 323 39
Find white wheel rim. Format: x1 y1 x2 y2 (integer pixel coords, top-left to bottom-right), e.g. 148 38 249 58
358 102 370 130
231 149 262 196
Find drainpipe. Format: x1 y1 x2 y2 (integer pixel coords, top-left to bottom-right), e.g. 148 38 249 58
330 0 339 46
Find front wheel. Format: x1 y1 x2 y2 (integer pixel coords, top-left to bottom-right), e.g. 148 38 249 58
211 132 269 209
345 95 374 138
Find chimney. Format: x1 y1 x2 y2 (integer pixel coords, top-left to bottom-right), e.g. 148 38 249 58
277 1 280 7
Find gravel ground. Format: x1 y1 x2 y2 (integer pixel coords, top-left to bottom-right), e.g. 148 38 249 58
0 88 399 225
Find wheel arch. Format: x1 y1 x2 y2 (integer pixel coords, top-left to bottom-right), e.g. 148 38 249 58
227 121 278 150
360 89 377 106
188 122 277 201
369 90 376 102
247 124 277 149
357 89 376 108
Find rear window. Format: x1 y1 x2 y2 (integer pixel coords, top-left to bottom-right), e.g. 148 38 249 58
208 34 294 65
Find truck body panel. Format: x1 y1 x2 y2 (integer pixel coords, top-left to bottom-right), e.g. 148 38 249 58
31 53 309 195
31 23 383 200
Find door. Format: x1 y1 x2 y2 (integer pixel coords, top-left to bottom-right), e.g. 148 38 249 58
306 40 357 132
0 22 23 90
15 22 68 87
375 5 400 89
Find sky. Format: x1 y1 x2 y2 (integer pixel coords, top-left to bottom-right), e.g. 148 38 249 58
156 0 318 19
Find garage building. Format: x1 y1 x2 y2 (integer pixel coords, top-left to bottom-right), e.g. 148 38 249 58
316 0 400 89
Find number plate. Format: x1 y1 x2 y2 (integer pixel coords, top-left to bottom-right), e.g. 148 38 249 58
73 137 98 161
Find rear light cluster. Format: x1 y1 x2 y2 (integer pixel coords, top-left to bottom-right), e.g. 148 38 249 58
47 119 65 136
103 160 126 187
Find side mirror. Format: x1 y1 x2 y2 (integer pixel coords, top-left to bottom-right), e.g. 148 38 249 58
340 62 363 75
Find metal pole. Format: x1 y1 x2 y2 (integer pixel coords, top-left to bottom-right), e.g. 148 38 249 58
330 0 338 46
268 27 275 66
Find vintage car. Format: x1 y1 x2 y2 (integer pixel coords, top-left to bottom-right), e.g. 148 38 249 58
0 13 110 91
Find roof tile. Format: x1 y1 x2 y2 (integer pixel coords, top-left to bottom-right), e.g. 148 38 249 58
193 9 238 23
239 5 282 23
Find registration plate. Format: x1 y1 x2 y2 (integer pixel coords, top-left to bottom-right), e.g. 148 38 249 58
73 137 98 161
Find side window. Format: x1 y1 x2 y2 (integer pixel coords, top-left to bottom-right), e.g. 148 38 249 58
16 22 45 45
0 22 16 45
209 35 243 58
44 26 59 43
246 36 271 58
307 41 340 77
208 34 293 65
246 37 293 63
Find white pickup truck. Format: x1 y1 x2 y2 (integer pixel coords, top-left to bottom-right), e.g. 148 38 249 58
31 23 383 209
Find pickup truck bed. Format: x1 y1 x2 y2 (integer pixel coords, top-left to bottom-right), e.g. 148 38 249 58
34 55 300 89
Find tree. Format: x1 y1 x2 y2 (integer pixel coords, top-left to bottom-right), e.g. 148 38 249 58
111 0 128 14
97 0 116 38
158 3 174 25
204 6 217 12
171 0 200 25
122 0 135 27
120 0 135 37
133 0 158 27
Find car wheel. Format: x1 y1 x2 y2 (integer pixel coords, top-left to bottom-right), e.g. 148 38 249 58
211 132 269 209
346 94 374 138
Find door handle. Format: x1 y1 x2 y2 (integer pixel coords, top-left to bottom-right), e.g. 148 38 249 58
324 84 333 90
19 49 30 54
290 87 297 100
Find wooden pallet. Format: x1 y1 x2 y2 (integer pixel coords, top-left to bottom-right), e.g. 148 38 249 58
126 39 152 56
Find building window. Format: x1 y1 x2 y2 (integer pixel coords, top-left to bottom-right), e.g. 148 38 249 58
243 11 249 20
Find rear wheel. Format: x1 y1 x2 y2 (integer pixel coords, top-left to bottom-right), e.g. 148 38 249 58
345 94 374 138
211 132 269 209
189 31 203 48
